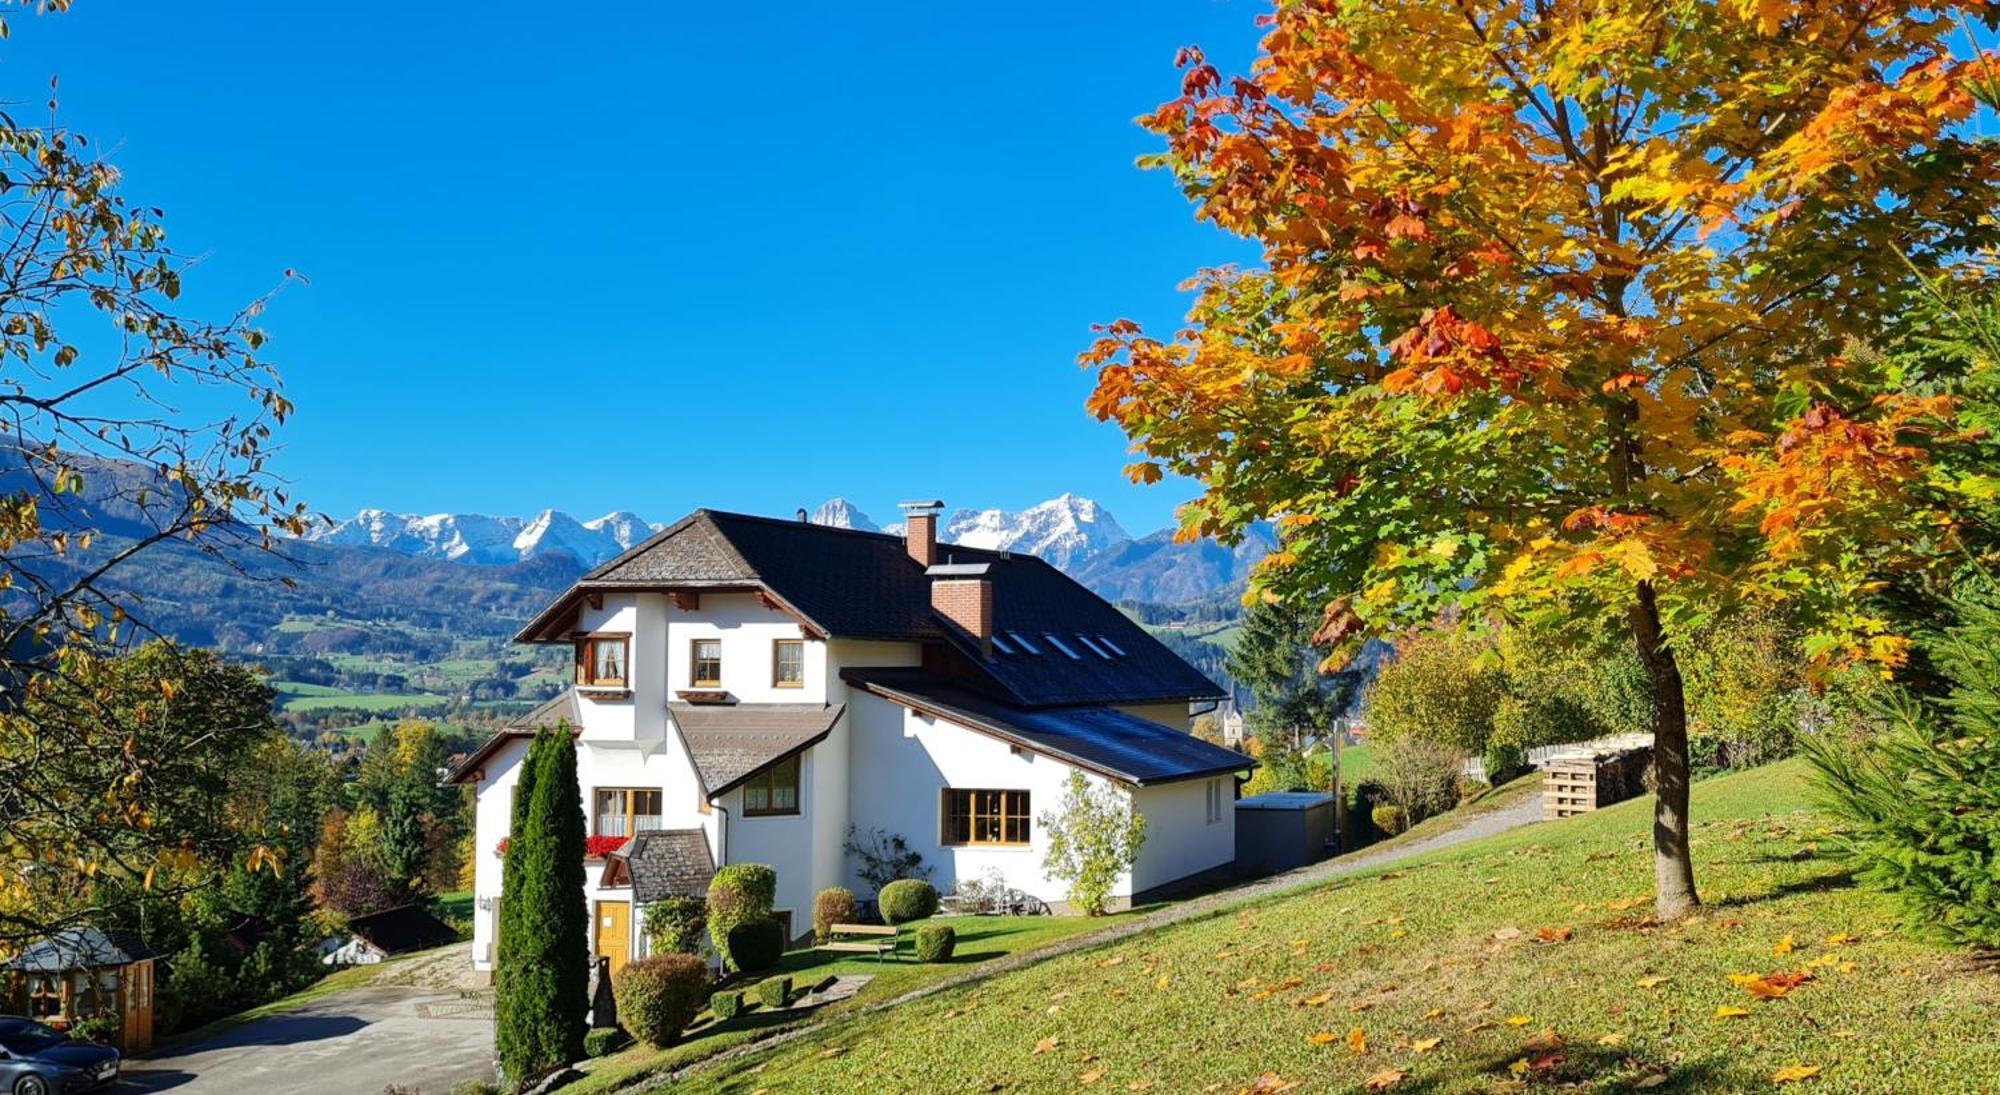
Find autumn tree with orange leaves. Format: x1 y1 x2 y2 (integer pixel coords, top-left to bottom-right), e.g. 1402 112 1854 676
1084 0 2000 919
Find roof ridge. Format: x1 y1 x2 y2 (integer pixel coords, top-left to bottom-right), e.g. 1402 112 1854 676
698 507 905 542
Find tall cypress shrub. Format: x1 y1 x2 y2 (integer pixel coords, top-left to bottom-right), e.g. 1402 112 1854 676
494 726 589 1085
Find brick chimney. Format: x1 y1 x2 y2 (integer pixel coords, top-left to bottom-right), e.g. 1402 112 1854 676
928 561 994 658
898 499 944 568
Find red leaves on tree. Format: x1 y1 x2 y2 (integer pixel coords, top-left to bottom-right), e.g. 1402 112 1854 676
1381 306 1523 396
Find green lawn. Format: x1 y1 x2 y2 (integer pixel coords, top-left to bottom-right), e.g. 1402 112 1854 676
570 913 1152 1093
279 690 452 713
680 761 2000 1092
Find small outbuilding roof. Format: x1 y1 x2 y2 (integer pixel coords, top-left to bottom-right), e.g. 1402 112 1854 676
346 904 459 957
1235 791 1336 812
612 829 716 903
3 927 155 972
668 702 846 797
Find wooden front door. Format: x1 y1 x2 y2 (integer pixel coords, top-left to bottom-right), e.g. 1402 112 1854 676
595 901 631 977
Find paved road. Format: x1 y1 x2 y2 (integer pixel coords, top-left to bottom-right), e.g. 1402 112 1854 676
121 985 495 1095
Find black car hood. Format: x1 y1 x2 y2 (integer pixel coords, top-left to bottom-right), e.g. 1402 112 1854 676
28 1042 118 1069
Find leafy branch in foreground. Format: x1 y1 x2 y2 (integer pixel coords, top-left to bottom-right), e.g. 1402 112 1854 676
0 6 307 948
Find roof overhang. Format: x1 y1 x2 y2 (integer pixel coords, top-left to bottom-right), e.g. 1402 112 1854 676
667 702 846 799
515 581 830 644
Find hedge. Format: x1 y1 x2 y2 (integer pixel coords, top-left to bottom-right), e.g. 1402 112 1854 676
707 863 777 970
754 976 791 1009
812 886 857 944
709 989 743 1020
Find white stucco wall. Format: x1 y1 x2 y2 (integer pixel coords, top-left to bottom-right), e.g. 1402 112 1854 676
1129 776 1235 895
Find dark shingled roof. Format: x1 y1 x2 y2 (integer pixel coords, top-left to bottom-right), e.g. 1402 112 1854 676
443 691 581 785
3 928 154 972
844 669 1254 787
669 702 845 796
615 830 715 903
520 510 1224 707
346 904 459 957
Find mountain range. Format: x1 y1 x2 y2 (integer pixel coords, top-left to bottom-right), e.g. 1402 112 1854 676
301 494 1265 600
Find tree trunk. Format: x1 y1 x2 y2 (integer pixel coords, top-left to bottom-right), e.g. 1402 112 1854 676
1628 579 1700 920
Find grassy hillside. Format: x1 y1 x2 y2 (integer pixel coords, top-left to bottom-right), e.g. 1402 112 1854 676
685 762 1999 1092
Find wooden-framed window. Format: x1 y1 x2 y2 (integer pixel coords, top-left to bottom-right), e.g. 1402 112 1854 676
593 788 663 838
773 639 805 688
691 638 722 688
942 789 1031 846
577 633 630 688
742 755 800 816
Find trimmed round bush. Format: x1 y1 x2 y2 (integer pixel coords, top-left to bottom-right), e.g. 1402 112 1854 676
914 923 956 963
708 863 777 970
877 878 940 925
1371 804 1406 835
611 954 709 1050
812 886 858 944
582 1027 629 1058
754 976 791 1008
725 916 786 973
709 989 743 1020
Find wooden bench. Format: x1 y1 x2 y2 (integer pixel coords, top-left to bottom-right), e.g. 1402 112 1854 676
820 923 899 960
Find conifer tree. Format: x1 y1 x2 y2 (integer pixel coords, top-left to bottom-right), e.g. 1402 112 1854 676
493 726 588 1085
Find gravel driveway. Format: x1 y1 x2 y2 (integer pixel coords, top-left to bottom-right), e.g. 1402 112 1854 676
120 983 494 1095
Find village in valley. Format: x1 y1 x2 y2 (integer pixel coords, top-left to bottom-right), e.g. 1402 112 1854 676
4 2 2000 1093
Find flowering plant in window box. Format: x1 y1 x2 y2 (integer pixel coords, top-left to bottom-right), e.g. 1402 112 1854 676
495 835 630 860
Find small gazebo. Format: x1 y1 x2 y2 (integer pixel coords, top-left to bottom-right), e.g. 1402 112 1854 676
3 927 157 1052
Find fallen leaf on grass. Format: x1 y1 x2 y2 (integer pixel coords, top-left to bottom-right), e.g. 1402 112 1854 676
1633 1074 1668 1088
1823 932 1855 946
1363 1069 1408 1091
1505 1015 1533 1026
1412 1036 1442 1053
1156 975 1171 989
1772 1064 1823 1084
1715 1006 1751 1018
1299 993 1332 1007
1242 1072 1299 1093
1636 975 1669 989
1606 897 1647 911
1491 927 1524 941
1080 1070 1105 1085
818 1046 847 1058
1534 926 1574 944
1596 1033 1626 1047
1128 1083 1153 1092
1730 971 1813 999
1310 1031 1339 1045
1349 1027 1368 1055
1423 1007 1445 1019
1033 1036 1059 1055
1773 935 1796 956
1521 1030 1564 1053
1348 1001 1374 1013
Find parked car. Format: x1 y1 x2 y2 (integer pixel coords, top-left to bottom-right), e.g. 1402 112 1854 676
0 1017 119 1094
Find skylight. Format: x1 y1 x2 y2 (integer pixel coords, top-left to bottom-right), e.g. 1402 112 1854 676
1043 633 1082 660
1007 631 1041 655
1096 635 1128 657
991 634 1016 655
1075 634 1112 659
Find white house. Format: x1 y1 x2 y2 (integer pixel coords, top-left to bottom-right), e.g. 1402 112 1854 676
449 502 1249 982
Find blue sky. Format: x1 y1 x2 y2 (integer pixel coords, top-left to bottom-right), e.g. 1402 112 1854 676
7 2 1265 534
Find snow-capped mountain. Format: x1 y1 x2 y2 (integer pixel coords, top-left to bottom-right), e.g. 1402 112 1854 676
808 498 878 532
306 494 1237 603
302 508 664 566
940 494 1130 571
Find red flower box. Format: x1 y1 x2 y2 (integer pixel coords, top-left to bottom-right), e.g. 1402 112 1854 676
494 835 631 859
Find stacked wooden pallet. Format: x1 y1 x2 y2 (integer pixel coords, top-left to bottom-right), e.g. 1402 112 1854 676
1543 744 1653 819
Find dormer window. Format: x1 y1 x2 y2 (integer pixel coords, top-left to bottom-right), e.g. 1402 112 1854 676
691 638 722 688
578 634 629 688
